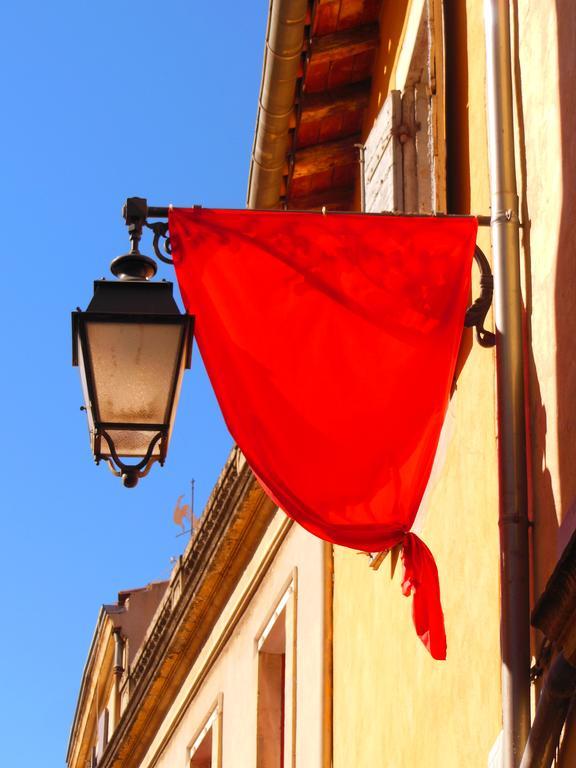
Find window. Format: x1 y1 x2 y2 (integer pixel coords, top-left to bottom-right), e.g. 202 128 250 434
365 0 446 214
256 577 296 768
95 708 109 762
190 728 212 768
188 696 223 768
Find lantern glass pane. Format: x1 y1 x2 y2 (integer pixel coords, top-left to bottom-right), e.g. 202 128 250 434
76 334 95 433
86 321 183 425
101 429 162 458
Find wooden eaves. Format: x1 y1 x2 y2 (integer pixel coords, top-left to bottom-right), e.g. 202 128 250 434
247 0 382 212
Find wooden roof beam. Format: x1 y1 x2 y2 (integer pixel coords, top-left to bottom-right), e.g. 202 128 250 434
299 81 371 123
308 22 379 65
286 186 354 211
292 134 361 178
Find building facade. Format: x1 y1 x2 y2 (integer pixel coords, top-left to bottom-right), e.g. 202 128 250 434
69 1 576 767
68 450 332 768
249 1 576 765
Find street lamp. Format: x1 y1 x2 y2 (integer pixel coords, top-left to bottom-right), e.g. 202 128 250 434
72 198 193 488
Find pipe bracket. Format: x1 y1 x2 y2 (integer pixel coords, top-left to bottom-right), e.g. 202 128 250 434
491 209 520 225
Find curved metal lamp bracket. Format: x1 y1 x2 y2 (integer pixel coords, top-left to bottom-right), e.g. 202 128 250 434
120 198 495 346
99 430 163 488
464 245 496 348
145 221 174 265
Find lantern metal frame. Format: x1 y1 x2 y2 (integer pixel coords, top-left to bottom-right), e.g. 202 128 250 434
73 276 194 488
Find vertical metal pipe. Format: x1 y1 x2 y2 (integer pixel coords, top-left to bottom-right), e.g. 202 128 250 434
484 2 531 765
355 143 366 212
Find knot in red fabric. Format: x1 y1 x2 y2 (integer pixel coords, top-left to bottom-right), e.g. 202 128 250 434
401 532 446 660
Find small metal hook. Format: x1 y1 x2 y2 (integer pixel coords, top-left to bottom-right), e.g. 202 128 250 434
145 221 174 265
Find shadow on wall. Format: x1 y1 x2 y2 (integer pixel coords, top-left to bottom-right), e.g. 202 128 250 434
444 0 470 215
510 0 558 628
363 0 410 134
554 0 576 537
548 16 576 755
511 0 576 642
523 0 576 599
444 0 473 380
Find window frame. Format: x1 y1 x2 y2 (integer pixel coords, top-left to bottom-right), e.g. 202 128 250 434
186 694 223 768
255 571 298 768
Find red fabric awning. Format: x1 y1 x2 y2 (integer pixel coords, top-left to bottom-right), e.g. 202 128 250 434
170 208 478 659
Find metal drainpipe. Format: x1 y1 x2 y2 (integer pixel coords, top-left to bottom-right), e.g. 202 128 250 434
354 143 366 212
247 0 308 209
484 2 531 766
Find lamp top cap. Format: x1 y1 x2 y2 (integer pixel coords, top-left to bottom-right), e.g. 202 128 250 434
85 278 182 315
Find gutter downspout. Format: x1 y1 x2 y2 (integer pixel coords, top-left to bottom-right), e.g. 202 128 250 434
519 653 576 768
247 0 308 210
484 2 531 766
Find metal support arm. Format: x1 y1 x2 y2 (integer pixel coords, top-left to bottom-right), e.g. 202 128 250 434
121 198 495 345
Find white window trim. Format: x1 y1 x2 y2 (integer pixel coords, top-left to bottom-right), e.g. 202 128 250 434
257 582 294 652
254 569 298 768
186 693 223 768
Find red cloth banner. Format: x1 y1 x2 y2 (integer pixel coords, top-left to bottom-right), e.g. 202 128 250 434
170 208 478 660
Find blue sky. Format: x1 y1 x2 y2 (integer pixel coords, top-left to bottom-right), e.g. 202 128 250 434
0 2 268 764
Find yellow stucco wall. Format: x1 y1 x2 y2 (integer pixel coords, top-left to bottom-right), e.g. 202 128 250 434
335 2 501 766
333 353 501 767
515 7 576 764
515 0 576 593
335 1 576 766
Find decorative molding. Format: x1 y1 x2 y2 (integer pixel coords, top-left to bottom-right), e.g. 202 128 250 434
145 515 293 768
99 448 282 768
129 452 241 690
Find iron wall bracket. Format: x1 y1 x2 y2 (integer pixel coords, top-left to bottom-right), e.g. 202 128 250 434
121 198 496 348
